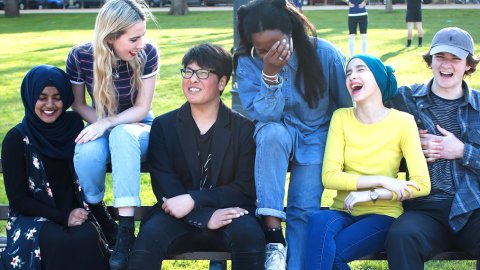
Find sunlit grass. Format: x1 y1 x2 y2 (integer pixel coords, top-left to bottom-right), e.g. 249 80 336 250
0 9 479 269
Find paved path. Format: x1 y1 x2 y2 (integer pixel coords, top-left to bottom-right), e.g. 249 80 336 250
1 3 480 14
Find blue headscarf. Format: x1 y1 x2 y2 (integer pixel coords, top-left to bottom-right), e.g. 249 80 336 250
348 54 398 102
18 65 83 159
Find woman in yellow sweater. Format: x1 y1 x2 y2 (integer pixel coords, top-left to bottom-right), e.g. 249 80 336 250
304 54 430 270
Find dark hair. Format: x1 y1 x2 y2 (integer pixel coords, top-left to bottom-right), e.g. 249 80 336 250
422 52 479 76
182 43 232 95
235 0 325 108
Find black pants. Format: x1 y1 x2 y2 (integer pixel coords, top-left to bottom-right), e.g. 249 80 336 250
385 199 480 270
127 206 265 270
348 15 368 35
40 221 110 270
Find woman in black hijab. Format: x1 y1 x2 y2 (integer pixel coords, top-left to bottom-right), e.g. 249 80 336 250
1 65 110 270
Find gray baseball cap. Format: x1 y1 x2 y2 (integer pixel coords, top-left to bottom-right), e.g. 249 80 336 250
429 27 474 59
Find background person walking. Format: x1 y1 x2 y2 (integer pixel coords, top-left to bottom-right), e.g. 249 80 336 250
406 0 423 47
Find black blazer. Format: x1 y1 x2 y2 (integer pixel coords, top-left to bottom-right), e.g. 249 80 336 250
147 100 257 228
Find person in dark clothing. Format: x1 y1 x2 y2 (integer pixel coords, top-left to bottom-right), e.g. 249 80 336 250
405 0 423 47
347 0 368 57
0 65 110 270
386 27 480 270
127 44 265 270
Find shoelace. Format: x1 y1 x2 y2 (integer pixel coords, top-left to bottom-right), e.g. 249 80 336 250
265 249 286 270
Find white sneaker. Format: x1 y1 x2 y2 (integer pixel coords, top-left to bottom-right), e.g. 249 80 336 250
265 243 287 270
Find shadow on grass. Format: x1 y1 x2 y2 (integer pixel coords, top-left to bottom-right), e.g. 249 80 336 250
33 44 74 53
379 43 408 62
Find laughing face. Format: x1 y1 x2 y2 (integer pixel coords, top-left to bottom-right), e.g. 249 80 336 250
109 20 146 61
431 52 471 92
35 86 63 124
182 62 226 107
251 29 289 59
345 58 381 104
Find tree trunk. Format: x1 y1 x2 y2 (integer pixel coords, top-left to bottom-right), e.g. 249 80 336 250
5 0 20 17
169 0 189 15
385 0 393 12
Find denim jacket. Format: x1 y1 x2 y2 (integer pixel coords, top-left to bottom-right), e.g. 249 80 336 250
389 80 480 232
236 37 352 165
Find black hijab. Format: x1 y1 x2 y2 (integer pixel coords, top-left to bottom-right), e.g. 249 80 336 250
18 65 83 159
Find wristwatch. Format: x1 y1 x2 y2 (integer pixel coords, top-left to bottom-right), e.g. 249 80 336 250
370 189 379 203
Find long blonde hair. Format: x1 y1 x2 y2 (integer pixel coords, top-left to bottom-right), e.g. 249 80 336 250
92 0 152 119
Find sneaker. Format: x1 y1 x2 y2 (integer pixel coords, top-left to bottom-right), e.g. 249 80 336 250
265 243 287 270
109 225 135 270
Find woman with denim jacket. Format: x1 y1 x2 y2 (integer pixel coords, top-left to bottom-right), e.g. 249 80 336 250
234 0 352 269
65 0 158 269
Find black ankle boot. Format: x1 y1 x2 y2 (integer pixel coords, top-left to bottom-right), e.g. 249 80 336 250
109 218 135 270
88 201 118 248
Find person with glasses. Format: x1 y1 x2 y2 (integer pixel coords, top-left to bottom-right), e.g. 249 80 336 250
234 0 352 269
65 1 158 269
127 43 265 270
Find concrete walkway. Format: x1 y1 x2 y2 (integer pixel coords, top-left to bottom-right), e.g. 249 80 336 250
2 2 480 14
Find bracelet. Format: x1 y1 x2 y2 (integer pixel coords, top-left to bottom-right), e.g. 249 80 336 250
262 70 280 84
262 70 278 79
262 76 280 85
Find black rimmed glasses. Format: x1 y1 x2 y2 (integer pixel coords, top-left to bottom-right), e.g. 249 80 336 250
180 68 216 80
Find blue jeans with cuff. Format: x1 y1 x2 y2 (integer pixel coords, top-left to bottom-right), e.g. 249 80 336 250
74 112 153 208
254 122 323 270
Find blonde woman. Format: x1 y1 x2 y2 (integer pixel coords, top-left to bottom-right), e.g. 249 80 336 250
65 0 158 269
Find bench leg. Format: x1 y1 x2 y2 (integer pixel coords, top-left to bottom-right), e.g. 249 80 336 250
209 260 227 270
477 259 480 270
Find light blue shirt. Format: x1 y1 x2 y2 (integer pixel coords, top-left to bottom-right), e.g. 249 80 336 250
236 37 352 165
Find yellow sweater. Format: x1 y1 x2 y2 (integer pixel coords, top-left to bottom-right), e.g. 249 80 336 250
322 108 430 218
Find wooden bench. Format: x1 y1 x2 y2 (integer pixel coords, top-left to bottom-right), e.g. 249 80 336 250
0 161 478 270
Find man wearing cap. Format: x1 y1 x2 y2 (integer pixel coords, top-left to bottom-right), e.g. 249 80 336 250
385 27 480 269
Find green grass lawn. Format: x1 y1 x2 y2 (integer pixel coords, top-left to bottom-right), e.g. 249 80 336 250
1 9 479 269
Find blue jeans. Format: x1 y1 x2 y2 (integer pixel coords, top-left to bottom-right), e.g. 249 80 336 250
74 113 153 208
254 122 323 270
305 210 395 270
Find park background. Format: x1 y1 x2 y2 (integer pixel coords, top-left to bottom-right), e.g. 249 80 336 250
1 4 480 269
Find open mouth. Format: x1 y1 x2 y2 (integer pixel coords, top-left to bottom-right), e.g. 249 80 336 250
189 87 201 93
351 83 363 95
440 71 453 78
42 110 55 116
129 51 138 57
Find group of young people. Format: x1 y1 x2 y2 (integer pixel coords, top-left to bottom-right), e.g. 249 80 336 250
1 0 479 270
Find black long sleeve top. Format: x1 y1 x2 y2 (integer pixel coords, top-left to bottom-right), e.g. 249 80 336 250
2 128 78 226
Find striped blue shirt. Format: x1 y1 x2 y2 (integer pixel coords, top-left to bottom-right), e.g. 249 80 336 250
389 79 480 232
66 42 158 114
421 92 462 200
